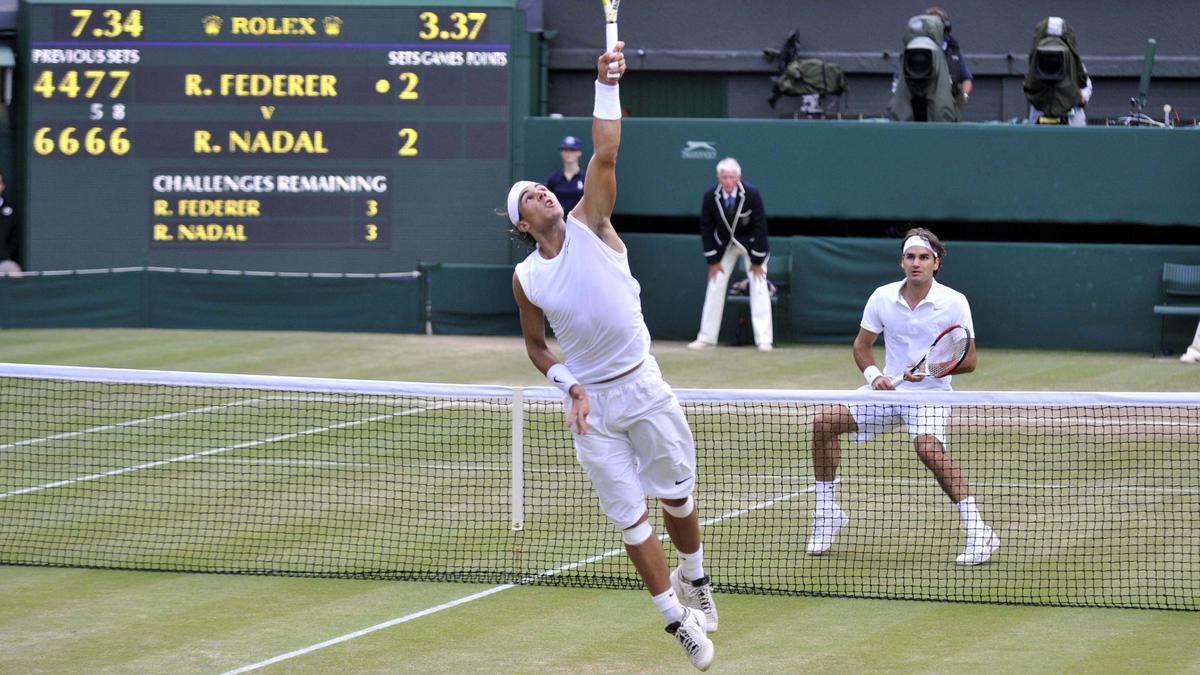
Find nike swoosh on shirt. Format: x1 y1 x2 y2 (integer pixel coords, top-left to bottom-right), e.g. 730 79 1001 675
674 476 693 485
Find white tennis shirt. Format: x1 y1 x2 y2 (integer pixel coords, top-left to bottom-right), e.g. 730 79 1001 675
860 278 975 390
515 214 650 384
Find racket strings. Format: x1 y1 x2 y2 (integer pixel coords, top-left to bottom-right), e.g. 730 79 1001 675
926 331 970 377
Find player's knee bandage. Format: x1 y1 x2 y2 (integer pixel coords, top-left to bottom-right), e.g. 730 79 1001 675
621 520 654 545
661 496 694 518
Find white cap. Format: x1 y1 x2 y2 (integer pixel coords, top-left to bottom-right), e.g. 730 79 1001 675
507 180 535 225
903 234 938 258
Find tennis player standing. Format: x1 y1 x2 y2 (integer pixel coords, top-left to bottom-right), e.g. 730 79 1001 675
508 43 716 671
807 228 999 565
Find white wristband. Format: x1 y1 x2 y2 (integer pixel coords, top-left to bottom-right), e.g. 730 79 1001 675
547 363 580 394
863 365 883 386
593 81 621 120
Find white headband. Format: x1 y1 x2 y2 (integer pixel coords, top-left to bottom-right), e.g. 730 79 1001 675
903 235 938 258
507 180 535 225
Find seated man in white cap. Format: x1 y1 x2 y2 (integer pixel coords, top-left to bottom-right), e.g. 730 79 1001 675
804 227 999 566
505 41 717 672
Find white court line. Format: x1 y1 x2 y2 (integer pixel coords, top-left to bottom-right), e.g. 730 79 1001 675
0 403 451 499
222 488 810 674
840 474 1200 496
203 457 578 475
221 584 518 675
0 398 261 452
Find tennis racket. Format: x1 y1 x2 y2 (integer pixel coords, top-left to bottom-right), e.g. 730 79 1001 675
891 324 971 385
600 0 621 79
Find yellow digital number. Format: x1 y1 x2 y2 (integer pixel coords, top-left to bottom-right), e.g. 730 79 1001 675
465 12 487 39
32 70 131 99
108 71 130 97
364 223 379 241
122 9 144 37
58 127 80 155
32 126 130 156
417 11 485 40
58 71 81 98
69 9 92 37
82 70 105 98
365 200 379 217
417 11 438 39
398 72 419 100
397 128 419 157
447 12 470 39
68 8 143 39
32 71 55 98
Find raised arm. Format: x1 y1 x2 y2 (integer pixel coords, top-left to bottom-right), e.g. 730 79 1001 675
574 42 626 247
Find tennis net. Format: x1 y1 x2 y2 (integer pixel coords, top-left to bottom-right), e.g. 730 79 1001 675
1 363 1197 610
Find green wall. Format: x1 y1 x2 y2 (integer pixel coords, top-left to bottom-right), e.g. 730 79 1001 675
522 118 1200 226
626 234 1200 353
3 239 1198 354
0 270 421 333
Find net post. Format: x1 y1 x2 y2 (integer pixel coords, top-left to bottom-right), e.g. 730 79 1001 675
510 387 525 531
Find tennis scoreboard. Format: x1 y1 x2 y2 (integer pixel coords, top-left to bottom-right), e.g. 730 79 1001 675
20 0 529 272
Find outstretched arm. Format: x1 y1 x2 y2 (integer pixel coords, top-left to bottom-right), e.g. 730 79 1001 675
574 42 626 248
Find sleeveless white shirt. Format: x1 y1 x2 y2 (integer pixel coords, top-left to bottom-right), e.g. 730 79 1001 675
514 214 650 383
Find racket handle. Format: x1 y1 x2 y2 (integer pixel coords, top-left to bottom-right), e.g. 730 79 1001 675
605 24 620 77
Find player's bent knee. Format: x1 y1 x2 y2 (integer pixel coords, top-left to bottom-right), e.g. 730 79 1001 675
621 520 654 545
814 407 853 436
661 495 694 518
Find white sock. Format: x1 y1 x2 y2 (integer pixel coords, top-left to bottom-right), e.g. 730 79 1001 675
652 588 685 624
816 480 837 513
677 544 705 580
957 496 985 532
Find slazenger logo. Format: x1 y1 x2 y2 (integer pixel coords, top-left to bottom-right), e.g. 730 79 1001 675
681 141 717 160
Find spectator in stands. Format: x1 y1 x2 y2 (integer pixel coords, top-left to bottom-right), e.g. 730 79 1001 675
925 7 973 117
1180 323 1200 363
0 171 22 278
805 228 999 566
1025 16 1092 126
544 135 587 216
687 157 772 352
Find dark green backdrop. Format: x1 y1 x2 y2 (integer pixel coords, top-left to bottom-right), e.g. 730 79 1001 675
521 118 1200 226
3 237 1197 352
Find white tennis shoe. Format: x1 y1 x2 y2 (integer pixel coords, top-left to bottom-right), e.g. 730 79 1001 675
956 526 1000 566
666 606 714 671
686 340 716 351
806 506 849 555
670 567 718 632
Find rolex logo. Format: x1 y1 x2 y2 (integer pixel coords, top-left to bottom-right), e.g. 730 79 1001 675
202 15 223 35
322 16 343 36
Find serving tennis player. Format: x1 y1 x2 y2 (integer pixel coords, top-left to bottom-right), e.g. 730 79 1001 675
508 43 716 671
807 228 999 566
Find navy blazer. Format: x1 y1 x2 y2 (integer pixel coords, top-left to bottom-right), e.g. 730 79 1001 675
699 181 769 266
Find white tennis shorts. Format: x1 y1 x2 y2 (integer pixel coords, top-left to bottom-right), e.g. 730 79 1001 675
849 385 950 444
565 356 697 529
